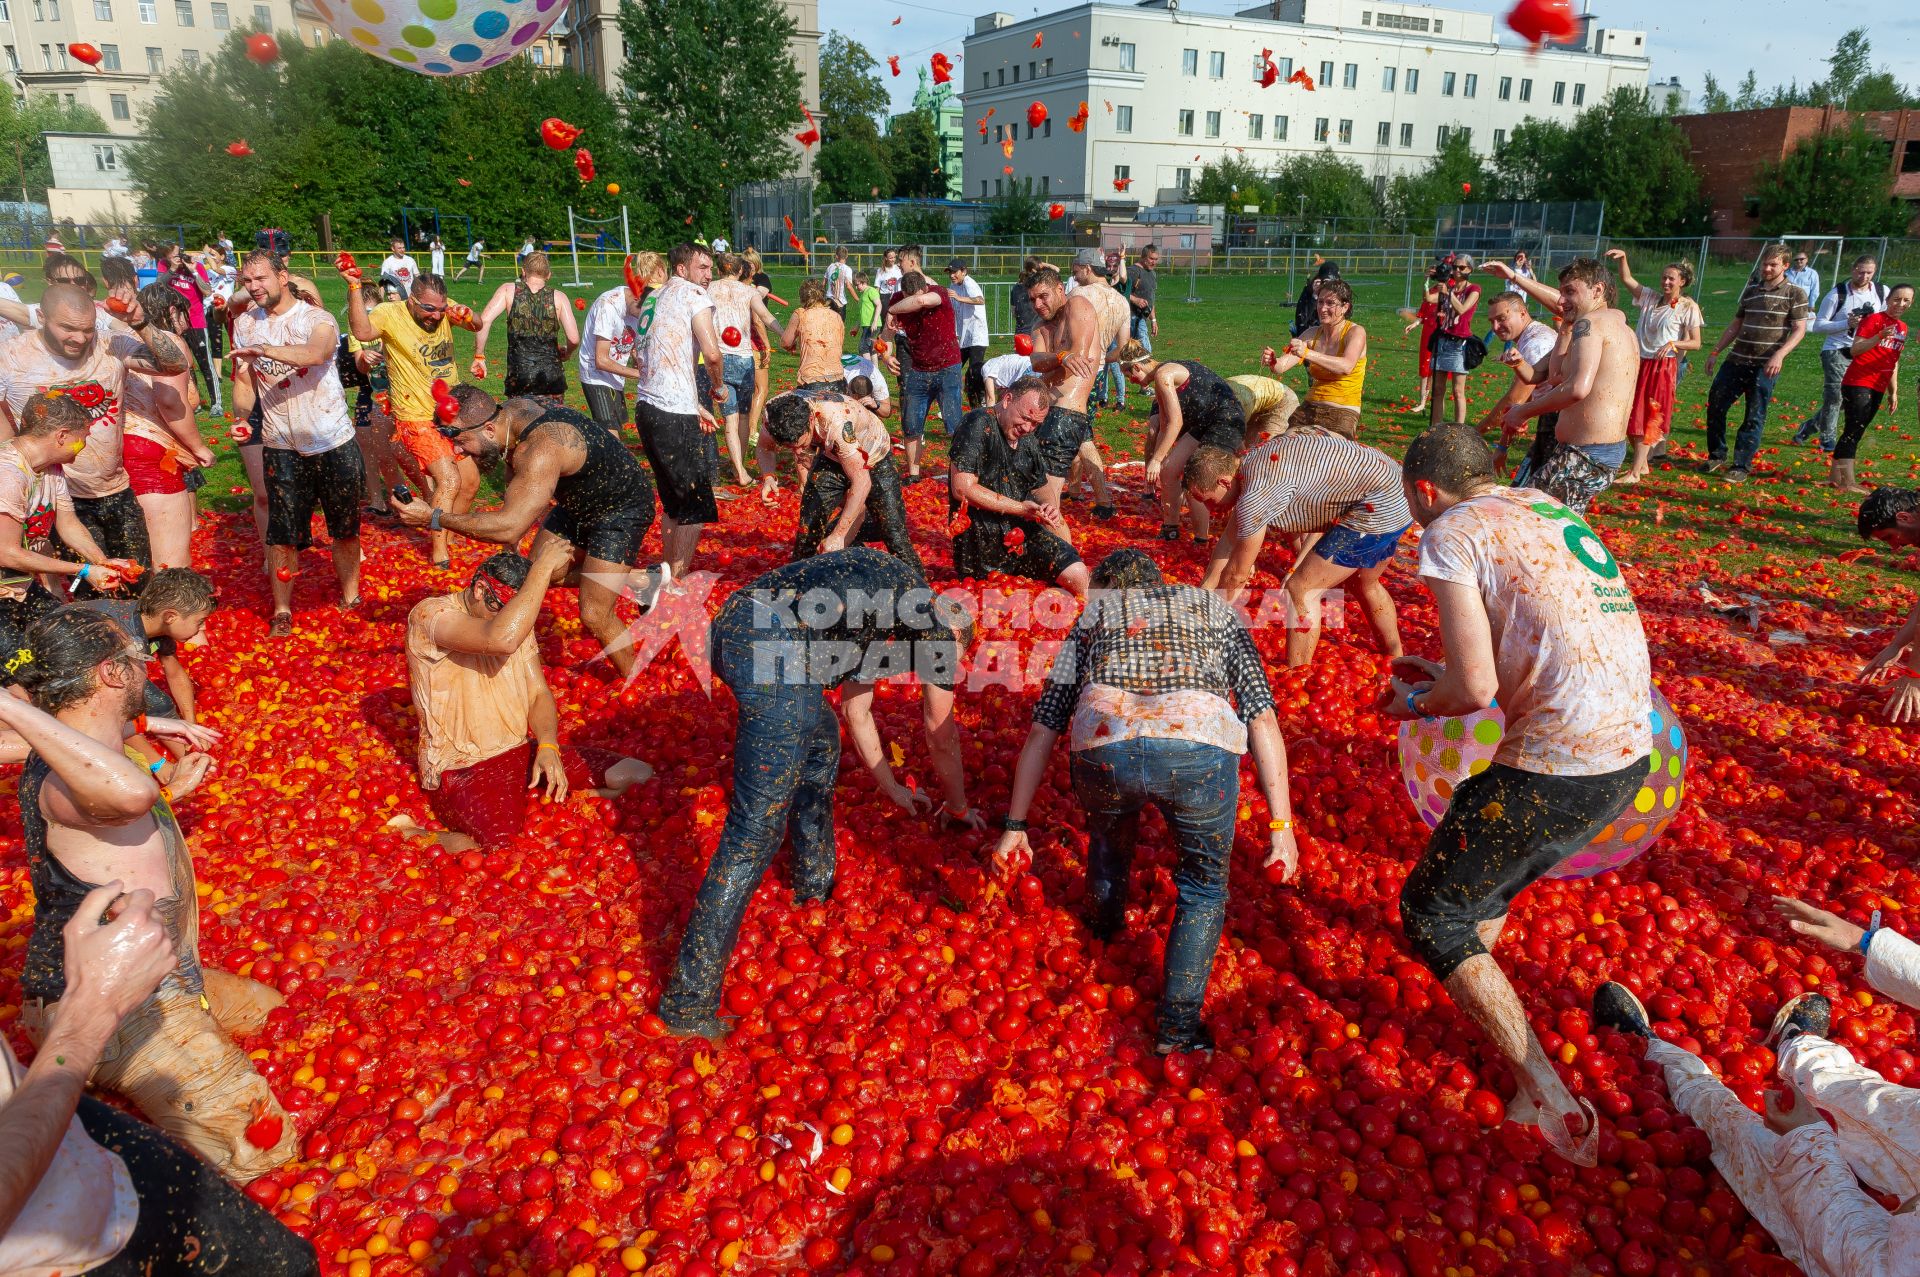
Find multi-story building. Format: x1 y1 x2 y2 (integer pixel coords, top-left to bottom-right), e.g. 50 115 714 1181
962 0 1652 205
892 67 964 198
1676 105 1920 236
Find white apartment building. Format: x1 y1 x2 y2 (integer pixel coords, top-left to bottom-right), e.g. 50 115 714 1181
962 0 1651 205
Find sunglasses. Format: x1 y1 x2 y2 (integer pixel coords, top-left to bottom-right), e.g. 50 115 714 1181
475 578 506 611
437 401 502 440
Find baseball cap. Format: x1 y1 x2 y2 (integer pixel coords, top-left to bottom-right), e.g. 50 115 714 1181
1074 248 1105 268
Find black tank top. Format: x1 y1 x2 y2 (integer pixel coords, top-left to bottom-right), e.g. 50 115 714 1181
22 751 204 1004
515 404 652 524
1172 361 1247 452
505 281 566 398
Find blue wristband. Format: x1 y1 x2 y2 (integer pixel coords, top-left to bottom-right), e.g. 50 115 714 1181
1861 909 1882 956
75 563 90 581
148 758 164 774
1406 690 1433 721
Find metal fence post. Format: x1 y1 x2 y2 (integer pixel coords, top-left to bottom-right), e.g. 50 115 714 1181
1287 234 1296 302
1695 236 1709 303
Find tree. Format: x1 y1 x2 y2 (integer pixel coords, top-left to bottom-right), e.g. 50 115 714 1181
616 0 802 245
1489 90 1704 236
1823 28 1871 108
1270 150 1379 223
816 136 891 204
984 178 1051 237
1387 132 1494 228
1752 122 1910 237
883 108 945 200
1191 156 1270 208
1734 71 1762 111
1490 118 1568 201
0 95 108 207
1700 72 1732 114
818 32 888 144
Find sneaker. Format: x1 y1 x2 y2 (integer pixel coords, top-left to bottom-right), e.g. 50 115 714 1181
1156 1022 1216 1056
1592 981 1651 1039
1700 457 1728 474
660 1011 734 1043
1764 992 1831 1050
1790 423 1817 445
1725 468 1749 484
634 562 671 611
1091 504 1116 521
1158 525 1181 541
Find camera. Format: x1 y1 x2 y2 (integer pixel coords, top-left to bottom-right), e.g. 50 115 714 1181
1429 253 1459 285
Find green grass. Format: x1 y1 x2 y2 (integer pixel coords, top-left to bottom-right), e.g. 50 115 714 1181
48 254 1914 619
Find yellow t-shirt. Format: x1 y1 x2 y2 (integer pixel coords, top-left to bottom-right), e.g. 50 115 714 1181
368 300 457 424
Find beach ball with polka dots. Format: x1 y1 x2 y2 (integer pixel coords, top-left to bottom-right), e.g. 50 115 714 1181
311 0 563 75
1397 684 1686 879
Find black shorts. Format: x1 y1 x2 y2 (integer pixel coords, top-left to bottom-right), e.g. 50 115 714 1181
1036 406 1092 479
240 399 265 448
582 383 628 431
0 583 59 685
543 493 656 566
69 489 152 569
264 441 365 550
1399 757 1649 980
953 515 1081 584
634 400 718 527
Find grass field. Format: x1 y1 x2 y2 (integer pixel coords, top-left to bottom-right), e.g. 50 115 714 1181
126 254 1917 625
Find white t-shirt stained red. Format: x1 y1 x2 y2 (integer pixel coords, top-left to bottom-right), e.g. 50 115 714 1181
0 327 137 498
232 299 355 455
635 276 715 416
578 286 639 391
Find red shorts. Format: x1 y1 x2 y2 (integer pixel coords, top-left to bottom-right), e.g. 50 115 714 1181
125 434 188 496
430 741 622 844
395 417 457 470
1626 356 1679 444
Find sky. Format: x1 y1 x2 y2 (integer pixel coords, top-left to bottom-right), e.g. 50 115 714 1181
819 0 1920 116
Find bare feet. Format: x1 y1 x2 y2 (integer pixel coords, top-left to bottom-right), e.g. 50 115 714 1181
1614 471 1644 486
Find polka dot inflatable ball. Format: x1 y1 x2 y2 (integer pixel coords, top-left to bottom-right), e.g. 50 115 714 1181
311 0 565 74
1397 685 1686 880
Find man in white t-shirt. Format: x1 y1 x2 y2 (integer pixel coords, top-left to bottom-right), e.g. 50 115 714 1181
518 238 536 263
1386 424 1651 1170
840 350 891 415
577 284 644 432
455 237 486 282
825 246 854 316
1481 293 1559 466
231 249 363 633
1795 253 1889 452
379 238 419 298
633 242 726 586
946 259 990 409
980 352 1034 406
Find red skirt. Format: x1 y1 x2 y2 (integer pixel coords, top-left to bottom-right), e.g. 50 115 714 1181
1418 323 1437 378
1626 356 1678 444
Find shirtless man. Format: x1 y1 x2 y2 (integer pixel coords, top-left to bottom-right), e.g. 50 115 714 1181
708 255 785 486
394 386 660 674
1023 264 1114 522
1492 258 1637 514
1064 251 1124 515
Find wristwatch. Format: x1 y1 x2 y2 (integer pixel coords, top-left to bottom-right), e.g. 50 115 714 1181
999 815 1027 832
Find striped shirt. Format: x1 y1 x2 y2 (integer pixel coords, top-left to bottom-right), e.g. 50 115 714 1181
1234 431 1410 538
1728 278 1810 366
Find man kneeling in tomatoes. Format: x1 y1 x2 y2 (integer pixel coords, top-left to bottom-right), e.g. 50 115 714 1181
397 538 652 850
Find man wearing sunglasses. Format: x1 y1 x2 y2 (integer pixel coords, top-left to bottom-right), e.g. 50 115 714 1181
398 538 651 848
393 384 660 676
343 265 478 570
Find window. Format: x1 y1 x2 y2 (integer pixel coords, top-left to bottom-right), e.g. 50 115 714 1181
1399 122 1413 147
1205 110 1220 137
1040 174 1049 193
93 143 115 171
1178 108 1194 136
1498 76 1512 101
1342 62 1357 88
1114 163 1129 186
1552 81 1565 105
1208 50 1223 79
1274 115 1287 140
1116 104 1132 133
981 179 989 197
1436 124 1450 146
37 43 49 69
62 91 72 103
175 0 191 24
1493 128 1507 150
1442 71 1455 96
995 178 1003 195
1117 42 1134 71
1374 11 1429 30
47 0 56 18
1175 167 1191 193
2 46 15 71
137 0 153 17
1181 48 1196 76
1249 114 1262 140
181 47 197 65
1027 61 1034 79
1905 140 1920 174
1337 118 1352 144
980 71 989 90
996 68 1003 85
0 2 9 19
211 0 226 23
1318 60 1332 86
93 0 109 15
30 0 40 18
1376 120 1390 145
1043 58 1051 76
110 91 128 118
1463 73 1478 98
1011 65 1018 82
1042 118 1050 137
1404 68 1418 94
1519 78 1533 102
1381 66 1395 91
1573 83 1585 106
1275 56 1292 79
146 44 162 69
1313 116 1329 141
100 42 118 68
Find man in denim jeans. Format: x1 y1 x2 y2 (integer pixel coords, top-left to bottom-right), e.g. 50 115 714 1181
884 270 963 484
992 549 1296 1054
1702 243 1811 483
656 548 984 1039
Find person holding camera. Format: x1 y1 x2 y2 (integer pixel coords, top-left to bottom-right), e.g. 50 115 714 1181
1794 255 1890 453
1432 255 1481 425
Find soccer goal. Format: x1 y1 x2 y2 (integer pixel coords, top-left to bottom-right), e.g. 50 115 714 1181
562 206 631 289
1762 235 1891 290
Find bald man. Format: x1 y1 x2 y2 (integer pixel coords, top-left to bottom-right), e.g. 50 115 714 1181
0 284 192 568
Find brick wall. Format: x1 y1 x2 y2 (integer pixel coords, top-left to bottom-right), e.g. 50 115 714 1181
1675 106 1920 236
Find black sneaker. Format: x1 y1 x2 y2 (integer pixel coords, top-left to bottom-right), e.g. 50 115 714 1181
1725 468 1750 484
1158 525 1181 541
661 1012 734 1044
1790 423 1817 446
1592 981 1651 1039
1156 1022 1216 1056
1764 993 1831 1050
1700 457 1727 474
1091 504 1116 521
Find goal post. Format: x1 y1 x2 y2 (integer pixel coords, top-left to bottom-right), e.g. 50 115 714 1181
563 206 631 289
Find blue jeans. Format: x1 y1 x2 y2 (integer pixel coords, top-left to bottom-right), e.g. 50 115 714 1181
1073 737 1239 1046
1705 359 1778 470
658 623 841 1025
1130 313 1153 352
1796 347 1850 449
1092 336 1125 408
902 362 963 443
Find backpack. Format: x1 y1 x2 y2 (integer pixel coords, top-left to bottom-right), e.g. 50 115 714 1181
1828 279 1889 319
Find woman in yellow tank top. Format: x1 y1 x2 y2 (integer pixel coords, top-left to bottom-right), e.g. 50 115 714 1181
1262 278 1369 438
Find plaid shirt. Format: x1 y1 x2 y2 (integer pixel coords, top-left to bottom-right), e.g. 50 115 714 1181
1032 584 1274 733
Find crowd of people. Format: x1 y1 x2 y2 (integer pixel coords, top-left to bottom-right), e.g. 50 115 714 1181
0 228 1912 1276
